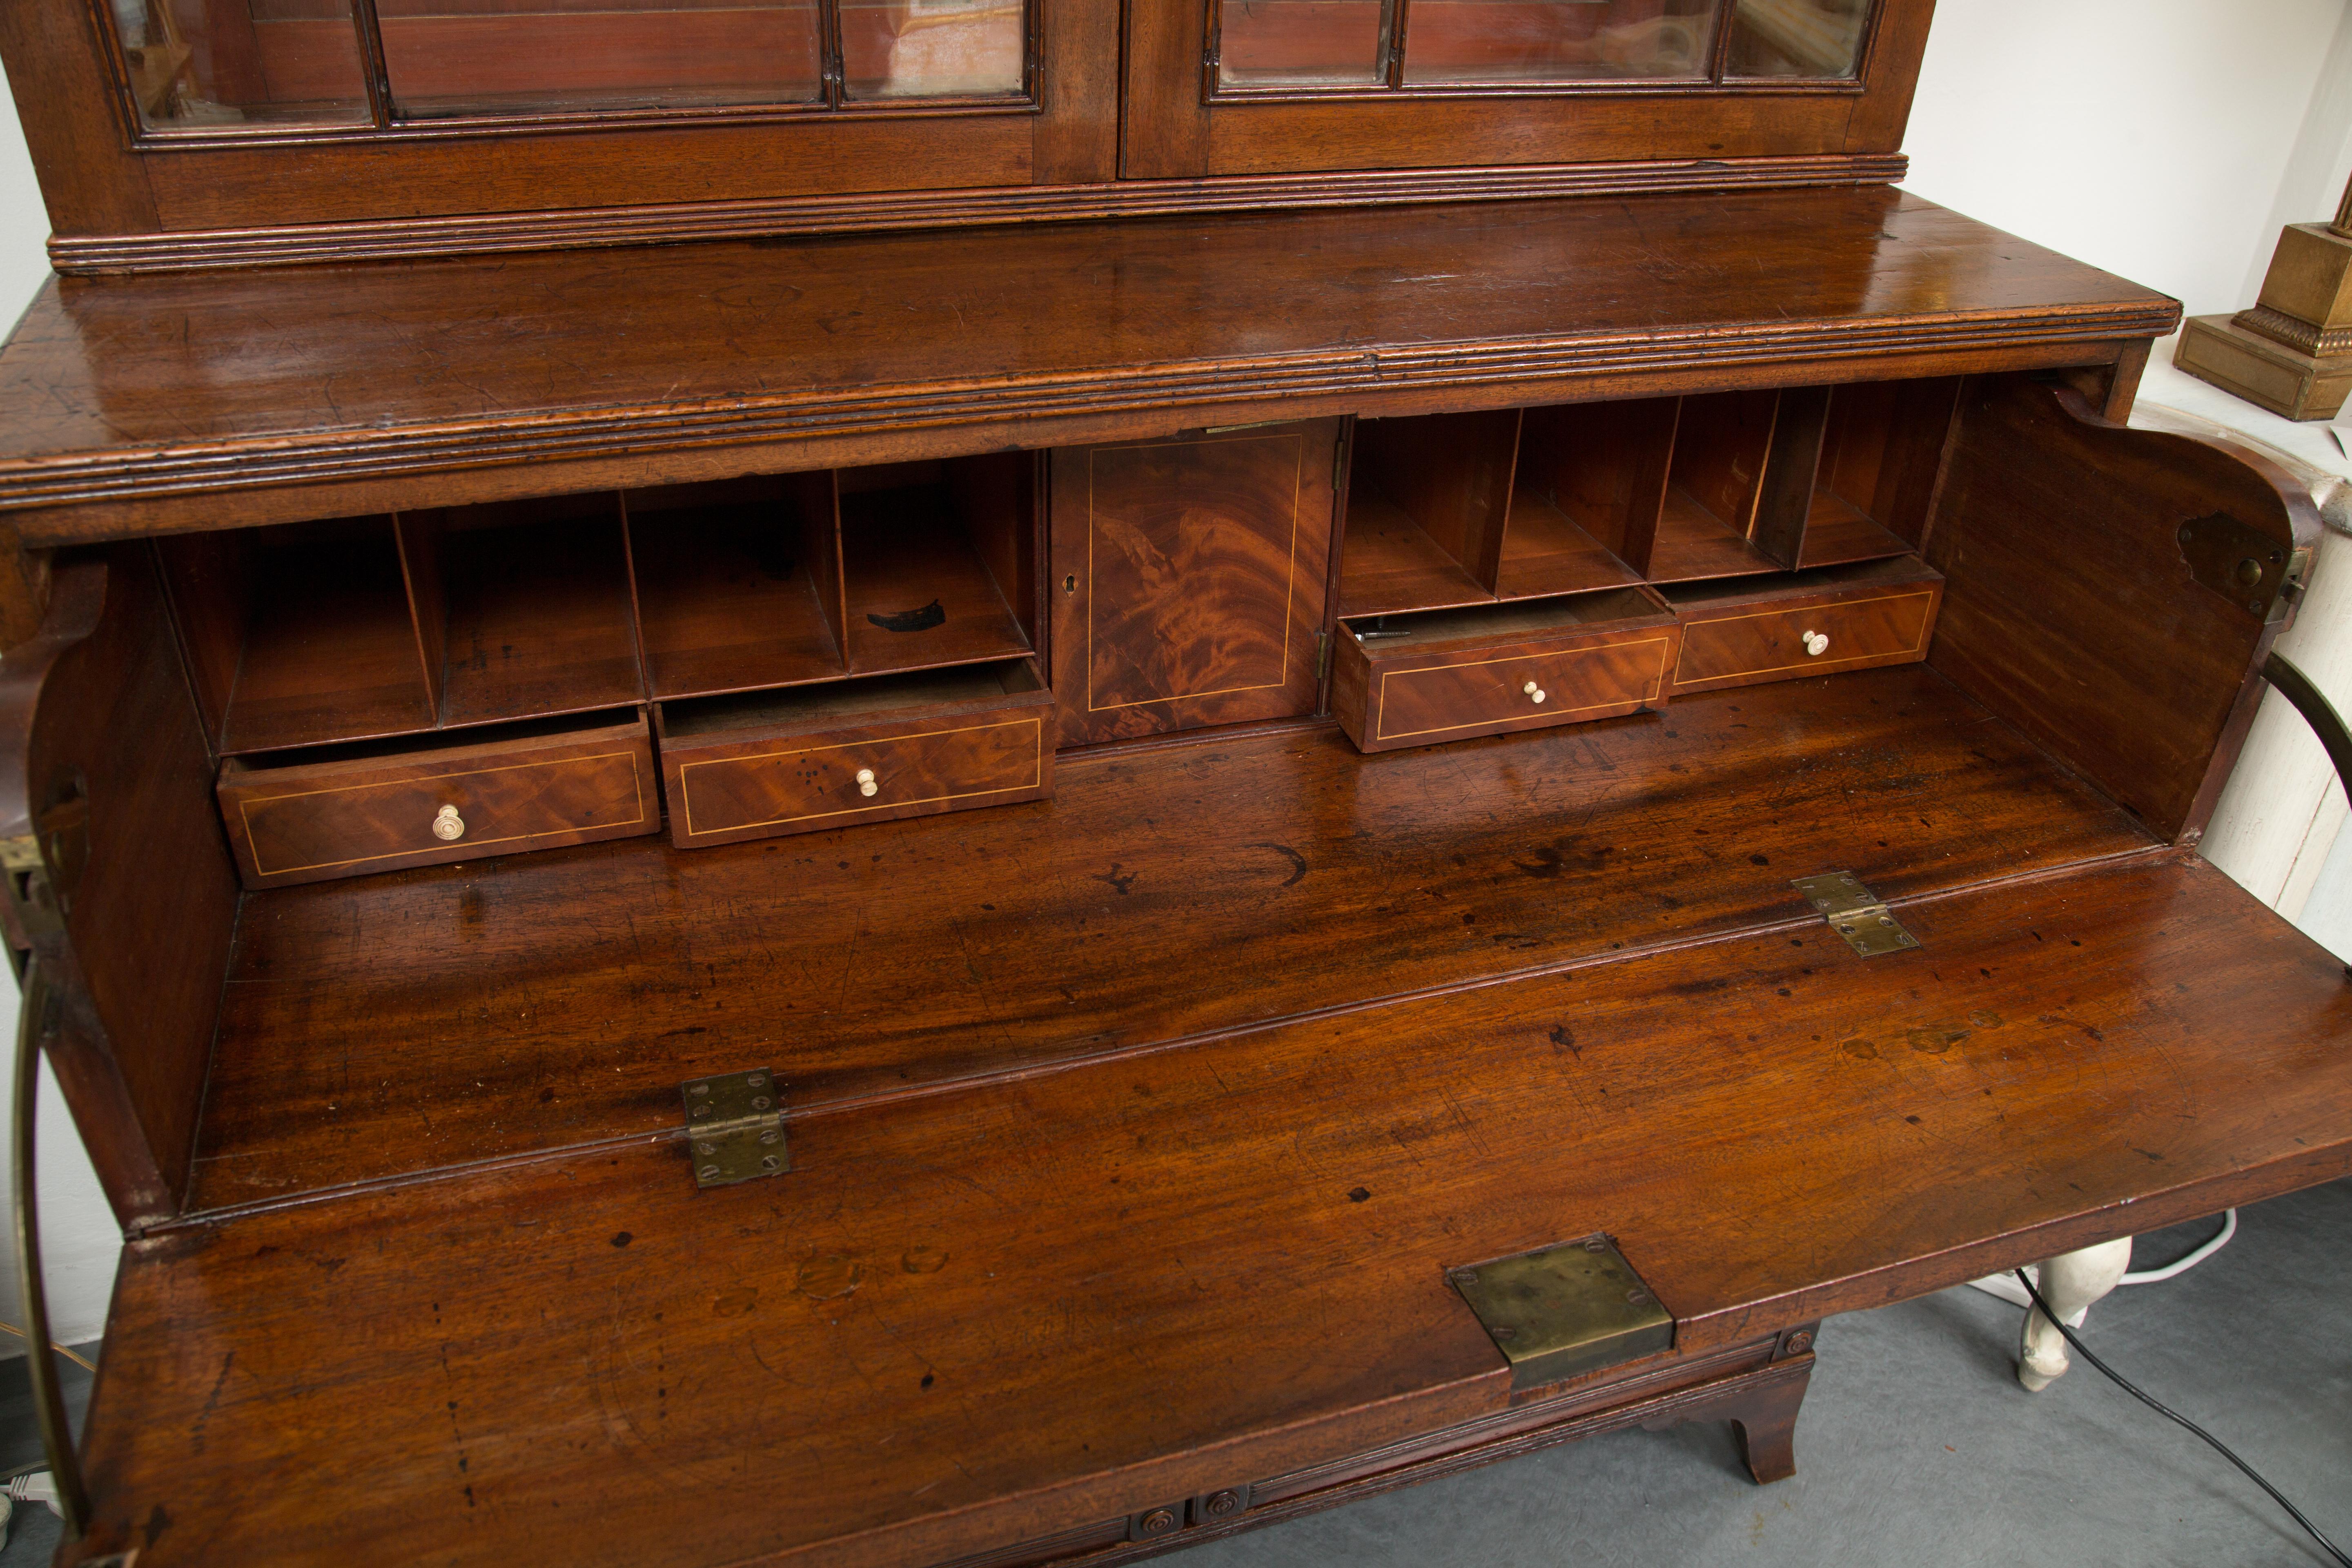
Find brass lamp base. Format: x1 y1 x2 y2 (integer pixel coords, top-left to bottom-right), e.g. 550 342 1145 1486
2176 312 2352 422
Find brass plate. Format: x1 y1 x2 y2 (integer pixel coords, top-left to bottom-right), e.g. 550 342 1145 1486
1791 871 1918 957
2176 511 2291 621
681 1068 789 1189
1448 1235 1674 1390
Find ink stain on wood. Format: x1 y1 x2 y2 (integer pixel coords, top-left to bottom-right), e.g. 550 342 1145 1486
869 599 946 633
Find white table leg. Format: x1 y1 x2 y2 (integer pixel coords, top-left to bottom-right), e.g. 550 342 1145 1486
2017 1236 2133 1391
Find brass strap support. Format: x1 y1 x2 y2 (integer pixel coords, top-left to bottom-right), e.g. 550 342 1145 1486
13 957 91 1538
2262 651 2352 804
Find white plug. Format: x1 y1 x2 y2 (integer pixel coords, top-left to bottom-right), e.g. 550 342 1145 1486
7 1471 62 1517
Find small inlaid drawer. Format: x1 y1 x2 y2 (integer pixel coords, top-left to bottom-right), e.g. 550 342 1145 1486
217 716 659 889
1332 588 1681 754
658 659 1052 849
1666 558 1944 697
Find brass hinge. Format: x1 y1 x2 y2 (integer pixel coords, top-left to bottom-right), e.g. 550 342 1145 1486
2175 512 2292 621
1314 632 1330 682
1448 1235 1674 1390
680 1068 789 1189
1791 871 1919 957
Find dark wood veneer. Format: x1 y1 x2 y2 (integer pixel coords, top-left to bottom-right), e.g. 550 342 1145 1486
42 154 1910 274
1049 423 1338 746
1927 377 2320 843
187 665 2151 1207
217 715 659 888
0 192 2176 541
64 853 2352 1568
0 549 235 1227
6 19 2345 1563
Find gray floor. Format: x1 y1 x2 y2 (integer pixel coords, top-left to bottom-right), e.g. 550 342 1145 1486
0 1183 2340 1566
0 1336 92 1566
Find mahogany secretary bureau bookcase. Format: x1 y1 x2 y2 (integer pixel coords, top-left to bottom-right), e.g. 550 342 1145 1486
0 2 2348 1564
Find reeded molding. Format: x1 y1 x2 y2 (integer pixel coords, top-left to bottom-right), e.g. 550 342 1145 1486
47 154 1907 274
0 300 2178 517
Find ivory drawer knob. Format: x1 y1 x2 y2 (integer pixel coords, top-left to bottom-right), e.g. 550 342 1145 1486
856 767 880 798
432 804 466 841
1523 680 1547 705
1802 630 1830 657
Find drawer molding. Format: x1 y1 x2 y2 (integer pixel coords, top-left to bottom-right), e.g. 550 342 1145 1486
1375 635 1676 743
236 749 652 879
1673 589 1936 686
217 719 662 889
675 716 1047 837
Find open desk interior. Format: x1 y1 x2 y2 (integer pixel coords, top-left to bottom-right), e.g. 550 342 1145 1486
0 4 2345 1563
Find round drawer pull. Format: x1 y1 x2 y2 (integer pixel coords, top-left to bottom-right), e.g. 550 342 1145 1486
1802 630 1830 657
1522 680 1547 705
855 767 880 799
431 804 466 841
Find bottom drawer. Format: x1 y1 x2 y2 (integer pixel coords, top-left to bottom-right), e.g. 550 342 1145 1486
1333 588 1680 754
659 659 1052 849
218 715 659 889
1666 558 1944 696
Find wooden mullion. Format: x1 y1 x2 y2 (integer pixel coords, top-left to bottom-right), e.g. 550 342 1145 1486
1385 0 1410 89
348 0 395 127
1708 0 1737 83
817 0 846 108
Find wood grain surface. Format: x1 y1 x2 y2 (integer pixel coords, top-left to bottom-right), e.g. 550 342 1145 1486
1051 424 1338 746
1669 572 1941 695
1332 595 1680 753
44 156 1909 275
627 474 849 699
0 192 2177 541
218 718 659 889
1926 377 2319 843
661 668 1053 848
1350 410 1521 594
66 853 2352 1568
0 549 237 1226
184 664 2158 1208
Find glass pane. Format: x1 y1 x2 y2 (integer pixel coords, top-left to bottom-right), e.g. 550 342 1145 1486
1404 0 1717 84
1725 0 1868 78
119 0 371 129
1218 0 1389 90
380 0 824 119
841 0 1026 99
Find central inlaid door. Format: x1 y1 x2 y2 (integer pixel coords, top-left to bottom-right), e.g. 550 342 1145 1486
1048 421 1341 746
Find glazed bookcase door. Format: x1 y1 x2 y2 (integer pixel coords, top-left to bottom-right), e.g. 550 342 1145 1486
1122 0 1929 178
0 0 1118 256
1048 421 1341 746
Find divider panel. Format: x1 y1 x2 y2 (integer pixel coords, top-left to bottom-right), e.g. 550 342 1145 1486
1650 391 1784 584
625 473 849 700
392 512 448 725
1809 378 1963 562
181 517 439 755
1503 399 1670 596
1750 384 1830 569
404 492 646 728
840 457 1035 676
1339 410 1521 616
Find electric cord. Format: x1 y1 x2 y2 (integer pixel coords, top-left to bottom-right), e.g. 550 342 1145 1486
2016 1269 2351 1568
0 1322 93 1372
2120 1209 2237 1285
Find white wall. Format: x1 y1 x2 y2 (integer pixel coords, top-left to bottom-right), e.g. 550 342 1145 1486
0 4 2346 1352
0 56 48 339
1901 0 2352 319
